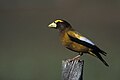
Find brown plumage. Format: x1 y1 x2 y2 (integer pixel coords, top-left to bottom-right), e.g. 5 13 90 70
48 19 109 67
60 28 89 53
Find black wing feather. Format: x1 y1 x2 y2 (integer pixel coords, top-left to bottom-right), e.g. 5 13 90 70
68 34 107 56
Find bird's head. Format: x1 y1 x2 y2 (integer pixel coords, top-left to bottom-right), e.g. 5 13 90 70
48 19 71 31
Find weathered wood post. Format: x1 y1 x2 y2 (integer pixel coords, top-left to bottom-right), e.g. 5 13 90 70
62 59 84 80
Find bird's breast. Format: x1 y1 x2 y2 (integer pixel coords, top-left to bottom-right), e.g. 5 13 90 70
60 32 89 53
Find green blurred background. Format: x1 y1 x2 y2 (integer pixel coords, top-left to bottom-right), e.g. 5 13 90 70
0 0 120 80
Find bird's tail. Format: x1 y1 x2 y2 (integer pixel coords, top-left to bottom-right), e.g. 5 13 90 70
94 46 107 56
90 50 109 67
99 49 107 56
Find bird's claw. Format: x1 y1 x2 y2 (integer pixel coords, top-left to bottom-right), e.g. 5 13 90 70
67 55 80 62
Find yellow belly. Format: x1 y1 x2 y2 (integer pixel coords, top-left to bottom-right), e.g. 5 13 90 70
60 33 89 53
69 42 89 52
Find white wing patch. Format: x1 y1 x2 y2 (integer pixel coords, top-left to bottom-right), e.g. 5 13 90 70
72 31 95 45
79 37 95 45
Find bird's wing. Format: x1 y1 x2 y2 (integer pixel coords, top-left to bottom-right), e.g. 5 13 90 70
67 31 107 56
67 31 95 45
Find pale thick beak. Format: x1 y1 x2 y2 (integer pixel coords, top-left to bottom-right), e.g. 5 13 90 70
48 22 57 28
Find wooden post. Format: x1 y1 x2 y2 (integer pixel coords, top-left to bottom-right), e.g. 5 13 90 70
62 59 84 80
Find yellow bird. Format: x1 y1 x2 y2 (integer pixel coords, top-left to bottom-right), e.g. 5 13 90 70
48 19 109 67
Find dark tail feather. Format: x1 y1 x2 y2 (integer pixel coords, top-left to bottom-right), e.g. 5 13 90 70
99 50 107 56
94 46 107 56
92 50 109 67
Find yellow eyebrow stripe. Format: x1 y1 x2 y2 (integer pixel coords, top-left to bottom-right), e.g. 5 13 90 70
55 20 63 23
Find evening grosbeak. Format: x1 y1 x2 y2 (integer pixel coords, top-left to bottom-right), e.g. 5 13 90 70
48 19 109 67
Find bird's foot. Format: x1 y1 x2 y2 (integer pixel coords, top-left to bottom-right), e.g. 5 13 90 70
67 55 80 62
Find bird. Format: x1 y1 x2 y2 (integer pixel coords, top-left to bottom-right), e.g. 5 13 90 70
48 19 109 67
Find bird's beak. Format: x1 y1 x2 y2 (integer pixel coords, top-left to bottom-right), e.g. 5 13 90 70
48 22 57 28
